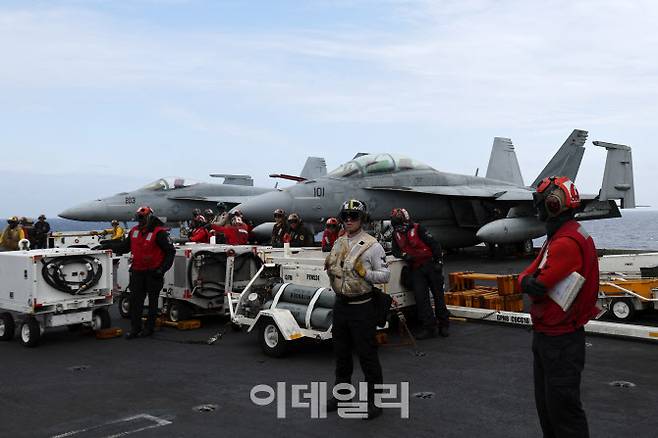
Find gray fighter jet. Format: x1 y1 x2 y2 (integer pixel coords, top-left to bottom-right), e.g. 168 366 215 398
59 157 327 223
236 130 635 249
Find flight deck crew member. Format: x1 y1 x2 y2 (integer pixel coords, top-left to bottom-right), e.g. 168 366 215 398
286 213 314 247
102 220 125 240
0 216 25 251
189 215 210 243
391 208 450 339
19 217 33 246
115 206 176 339
213 203 229 226
271 208 288 248
321 217 341 252
325 200 390 420
32 214 50 249
519 176 599 438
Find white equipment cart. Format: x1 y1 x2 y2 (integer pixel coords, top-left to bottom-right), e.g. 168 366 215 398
229 247 414 357
48 230 110 249
114 244 266 322
0 248 114 347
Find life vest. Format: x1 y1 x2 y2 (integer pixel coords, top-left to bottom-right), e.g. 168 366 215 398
111 226 125 240
271 222 287 247
0 226 24 250
130 225 167 271
321 229 339 251
234 223 250 245
394 223 433 269
528 220 599 335
325 232 378 297
189 227 210 244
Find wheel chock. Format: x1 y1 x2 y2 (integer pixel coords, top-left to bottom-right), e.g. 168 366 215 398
160 319 202 330
95 327 124 339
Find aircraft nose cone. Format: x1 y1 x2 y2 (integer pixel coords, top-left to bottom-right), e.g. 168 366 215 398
234 190 293 224
59 201 108 221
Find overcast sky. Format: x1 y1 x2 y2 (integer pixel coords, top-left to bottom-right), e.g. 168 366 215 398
1 0 656 218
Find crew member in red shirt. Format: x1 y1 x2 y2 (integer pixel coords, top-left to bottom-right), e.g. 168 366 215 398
519 176 599 438
391 208 449 339
189 215 210 244
116 206 176 339
321 217 341 252
232 216 250 245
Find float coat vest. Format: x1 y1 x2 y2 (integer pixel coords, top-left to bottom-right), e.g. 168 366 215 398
130 225 167 271
326 233 377 297
394 223 433 269
0 227 23 250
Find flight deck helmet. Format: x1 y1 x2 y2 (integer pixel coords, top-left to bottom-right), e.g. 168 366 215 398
135 206 154 225
390 208 410 227
288 213 300 228
325 217 339 230
339 199 368 223
534 176 580 219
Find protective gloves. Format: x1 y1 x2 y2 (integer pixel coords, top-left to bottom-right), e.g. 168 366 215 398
521 276 547 297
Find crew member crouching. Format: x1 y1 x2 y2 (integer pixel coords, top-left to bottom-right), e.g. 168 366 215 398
391 208 450 339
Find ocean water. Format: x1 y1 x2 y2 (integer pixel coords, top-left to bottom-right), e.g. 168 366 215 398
33 210 658 251
533 209 658 251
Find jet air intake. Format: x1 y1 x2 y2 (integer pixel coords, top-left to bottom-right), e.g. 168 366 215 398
476 217 545 244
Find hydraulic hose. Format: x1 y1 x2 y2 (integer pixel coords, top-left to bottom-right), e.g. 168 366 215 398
41 256 103 294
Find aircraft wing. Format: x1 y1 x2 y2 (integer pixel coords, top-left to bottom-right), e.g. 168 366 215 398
166 195 251 206
364 185 534 201
365 185 621 219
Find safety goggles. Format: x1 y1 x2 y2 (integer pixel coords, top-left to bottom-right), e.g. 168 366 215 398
273 213 284 219
289 219 299 224
340 211 361 222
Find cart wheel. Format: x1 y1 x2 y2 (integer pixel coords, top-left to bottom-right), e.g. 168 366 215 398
92 308 112 331
259 319 288 357
0 312 15 341
118 293 131 319
231 322 242 332
168 301 192 322
19 317 41 348
611 298 635 322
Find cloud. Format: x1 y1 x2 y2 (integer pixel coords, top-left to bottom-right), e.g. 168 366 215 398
0 0 656 214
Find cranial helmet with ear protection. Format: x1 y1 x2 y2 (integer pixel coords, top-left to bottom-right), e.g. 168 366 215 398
535 176 581 217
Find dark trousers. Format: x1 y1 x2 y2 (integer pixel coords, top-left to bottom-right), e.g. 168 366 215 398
129 270 164 332
532 329 589 438
332 299 383 402
411 262 450 328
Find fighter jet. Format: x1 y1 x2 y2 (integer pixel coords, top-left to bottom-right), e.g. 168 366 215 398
59 157 327 223
236 130 635 249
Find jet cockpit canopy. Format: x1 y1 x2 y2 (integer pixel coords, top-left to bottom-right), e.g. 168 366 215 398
140 177 201 191
328 153 433 178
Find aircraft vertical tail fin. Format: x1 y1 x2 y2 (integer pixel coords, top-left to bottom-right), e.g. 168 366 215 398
593 141 635 209
485 137 524 185
531 129 588 187
300 157 327 180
